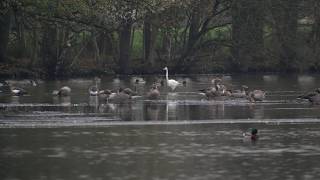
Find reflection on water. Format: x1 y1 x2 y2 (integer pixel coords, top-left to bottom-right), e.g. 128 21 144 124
2 74 320 179
1 74 320 125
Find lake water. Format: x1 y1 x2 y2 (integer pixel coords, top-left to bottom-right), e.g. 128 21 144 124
1 74 320 180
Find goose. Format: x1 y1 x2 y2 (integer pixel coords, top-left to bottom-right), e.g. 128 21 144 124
132 77 146 84
4 81 28 96
99 89 113 96
146 83 161 100
297 88 320 104
10 87 27 96
89 86 99 96
52 86 71 96
230 85 249 98
199 87 218 100
163 67 180 91
123 88 138 96
199 78 227 99
30 80 37 86
107 88 131 103
248 90 266 102
89 77 101 96
211 77 222 85
298 88 320 98
243 128 258 141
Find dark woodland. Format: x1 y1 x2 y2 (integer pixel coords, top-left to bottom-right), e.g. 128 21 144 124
1 0 320 78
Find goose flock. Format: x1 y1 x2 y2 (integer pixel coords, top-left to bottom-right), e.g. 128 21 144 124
2 67 320 105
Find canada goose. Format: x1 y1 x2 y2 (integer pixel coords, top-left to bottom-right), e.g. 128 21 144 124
99 89 113 95
146 83 161 100
211 77 222 85
230 85 249 98
107 88 131 103
163 67 180 91
132 77 146 84
89 86 99 96
199 78 226 99
89 77 101 96
248 90 266 102
10 87 27 96
52 86 71 96
199 87 219 100
123 87 138 96
297 88 320 104
30 80 37 86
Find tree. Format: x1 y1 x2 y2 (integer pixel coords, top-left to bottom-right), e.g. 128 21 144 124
0 1 12 63
269 0 299 71
231 0 264 72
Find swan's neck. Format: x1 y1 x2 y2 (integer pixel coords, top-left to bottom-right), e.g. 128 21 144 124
165 69 169 81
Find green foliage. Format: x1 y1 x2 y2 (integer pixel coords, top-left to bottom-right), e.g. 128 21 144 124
1 0 320 77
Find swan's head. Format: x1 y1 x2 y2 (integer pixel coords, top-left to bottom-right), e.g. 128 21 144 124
163 67 168 71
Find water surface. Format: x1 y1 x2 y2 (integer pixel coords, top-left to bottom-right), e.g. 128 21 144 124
1 74 320 179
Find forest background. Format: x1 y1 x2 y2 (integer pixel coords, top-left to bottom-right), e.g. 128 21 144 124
0 0 320 79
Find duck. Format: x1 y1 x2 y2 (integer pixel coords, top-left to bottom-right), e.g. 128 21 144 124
52 86 72 96
248 89 266 102
163 67 180 91
243 128 258 141
146 83 161 100
10 87 27 96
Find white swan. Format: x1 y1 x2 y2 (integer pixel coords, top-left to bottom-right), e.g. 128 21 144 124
163 67 180 91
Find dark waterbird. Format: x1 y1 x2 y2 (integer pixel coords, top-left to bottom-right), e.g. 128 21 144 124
297 88 320 105
52 86 72 96
10 87 28 96
199 78 228 99
107 87 131 103
248 90 266 102
146 83 161 100
243 128 259 141
230 85 249 98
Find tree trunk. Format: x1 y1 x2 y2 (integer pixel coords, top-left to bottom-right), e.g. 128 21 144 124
187 3 201 51
92 32 101 66
118 21 132 74
41 23 58 78
270 0 299 71
0 8 12 63
29 28 39 68
99 31 117 68
311 0 320 54
143 14 158 71
231 0 264 72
